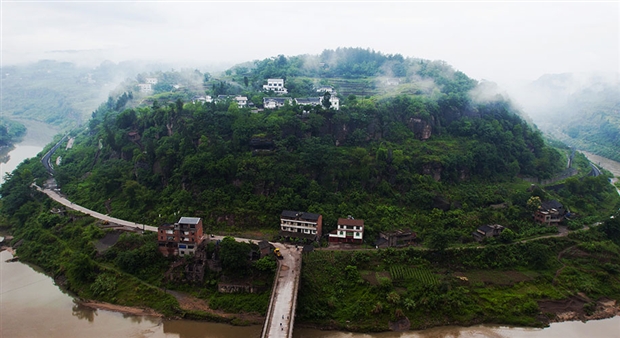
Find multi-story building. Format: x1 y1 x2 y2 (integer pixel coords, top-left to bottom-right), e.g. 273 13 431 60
158 217 204 257
235 96 248 107
138 83 153 93
329 216 364 244
280 210 322 241
145 77 158 85
262 79 288 94
534 200 566 225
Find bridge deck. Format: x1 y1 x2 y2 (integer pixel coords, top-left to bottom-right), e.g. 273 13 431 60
262 244 302 338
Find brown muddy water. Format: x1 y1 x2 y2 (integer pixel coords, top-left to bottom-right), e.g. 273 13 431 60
581 150 620 178
1 251 619 338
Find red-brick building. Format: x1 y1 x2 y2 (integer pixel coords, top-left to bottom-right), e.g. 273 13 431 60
158 217 204 257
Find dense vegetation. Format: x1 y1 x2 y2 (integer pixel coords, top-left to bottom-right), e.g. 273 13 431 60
0 117 26 147
298 219 620 330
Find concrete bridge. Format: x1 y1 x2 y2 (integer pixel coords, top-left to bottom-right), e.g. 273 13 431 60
260 243 302 338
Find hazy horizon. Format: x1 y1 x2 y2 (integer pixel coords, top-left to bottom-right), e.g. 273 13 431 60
2 1 618 87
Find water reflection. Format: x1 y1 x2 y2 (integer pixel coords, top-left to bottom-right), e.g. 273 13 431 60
162 320 261 338
0 144 15 163
72 301 97 322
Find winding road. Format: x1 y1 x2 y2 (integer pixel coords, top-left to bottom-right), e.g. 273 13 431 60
34 183 158 232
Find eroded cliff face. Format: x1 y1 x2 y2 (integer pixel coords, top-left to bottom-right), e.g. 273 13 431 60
408 118 432 140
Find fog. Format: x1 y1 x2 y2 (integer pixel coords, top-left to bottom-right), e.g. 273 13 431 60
2 2 618 86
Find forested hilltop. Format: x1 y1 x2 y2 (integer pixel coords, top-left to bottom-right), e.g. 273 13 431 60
36 48 593 244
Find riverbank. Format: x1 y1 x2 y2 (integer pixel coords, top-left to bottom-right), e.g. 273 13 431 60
79 300 164 317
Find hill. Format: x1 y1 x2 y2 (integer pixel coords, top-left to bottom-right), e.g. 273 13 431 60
33 49 597 246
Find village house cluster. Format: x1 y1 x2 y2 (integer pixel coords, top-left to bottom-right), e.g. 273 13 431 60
470 199 568 242
157 199 569 256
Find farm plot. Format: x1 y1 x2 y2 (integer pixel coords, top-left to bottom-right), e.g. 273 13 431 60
390 265 438 285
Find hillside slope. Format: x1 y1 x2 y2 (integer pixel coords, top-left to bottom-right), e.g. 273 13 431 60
43 49 578 245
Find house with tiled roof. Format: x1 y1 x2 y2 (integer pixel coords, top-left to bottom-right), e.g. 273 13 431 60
534 200 566 225
329 216 364 244
263 97 292 109
279 210 322 241
472 224 505 242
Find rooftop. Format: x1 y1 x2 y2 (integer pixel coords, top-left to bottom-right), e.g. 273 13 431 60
337 218 364 226
178 217 201 225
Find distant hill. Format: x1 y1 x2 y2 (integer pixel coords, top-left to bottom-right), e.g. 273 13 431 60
0 60 168 128
516 72 620 161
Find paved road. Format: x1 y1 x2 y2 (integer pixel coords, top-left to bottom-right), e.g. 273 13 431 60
34 184 158 232
262 243 302 338
41 134 68 175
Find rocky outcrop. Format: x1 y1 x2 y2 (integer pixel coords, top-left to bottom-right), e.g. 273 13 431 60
408 118 432 140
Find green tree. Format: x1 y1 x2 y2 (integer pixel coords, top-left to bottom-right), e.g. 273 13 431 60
321 92 331 109
220 237 251 275
253 256 277 273
599 216 620 245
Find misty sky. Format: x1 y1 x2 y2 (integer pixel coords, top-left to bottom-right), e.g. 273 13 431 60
2 1 618 85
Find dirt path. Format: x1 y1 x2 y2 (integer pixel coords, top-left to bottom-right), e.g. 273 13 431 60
552 245 577 285
166 290 264 324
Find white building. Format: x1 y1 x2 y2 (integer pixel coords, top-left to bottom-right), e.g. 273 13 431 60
138 83 153 93
235 96 248 107
329 217 364 244
280 210 323 240
294 96 340 110
145 77 158 85
316 86 333 93
193 96 213 104
263 97 292 109
329 96 340 110
263 78 288 94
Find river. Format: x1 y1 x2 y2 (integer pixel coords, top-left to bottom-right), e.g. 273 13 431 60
0 119 60 185
0 127 619 337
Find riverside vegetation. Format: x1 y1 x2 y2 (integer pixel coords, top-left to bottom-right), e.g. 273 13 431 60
1 48 619 331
